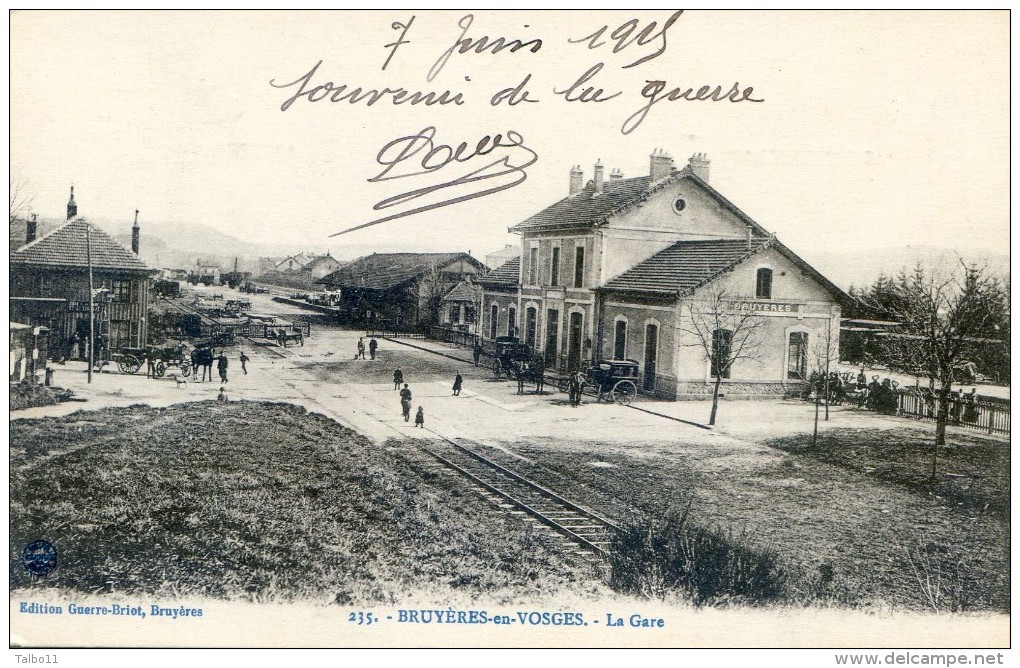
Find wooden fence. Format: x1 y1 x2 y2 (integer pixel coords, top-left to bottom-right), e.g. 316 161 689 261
897 389 1009 436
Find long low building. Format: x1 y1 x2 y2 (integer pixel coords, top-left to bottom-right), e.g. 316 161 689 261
478 150 849 399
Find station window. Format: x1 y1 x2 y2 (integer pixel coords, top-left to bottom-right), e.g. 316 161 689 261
550 247 560 286
574 246 585 288
756 268 773 299
614 320 627 360
111 279 131 303
788 332 808 380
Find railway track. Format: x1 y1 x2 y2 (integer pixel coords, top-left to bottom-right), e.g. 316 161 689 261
420 430 621 559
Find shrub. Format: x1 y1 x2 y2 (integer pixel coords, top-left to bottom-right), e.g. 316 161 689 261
608 505 787 607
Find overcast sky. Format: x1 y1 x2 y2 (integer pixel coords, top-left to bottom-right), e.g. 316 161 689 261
10 10 1009 270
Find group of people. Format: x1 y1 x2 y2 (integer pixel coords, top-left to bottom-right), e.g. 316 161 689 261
392 367 467 429
809 367 984 424
356 337 379 360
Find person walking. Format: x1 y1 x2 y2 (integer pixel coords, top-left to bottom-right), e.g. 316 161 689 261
217 351 229 383
239 351 250 374
452 372 463 396
393 368 404 390
415 406 425 428
369 337 378 360
357 337 366 360
472 342 482 367
399 384 413 422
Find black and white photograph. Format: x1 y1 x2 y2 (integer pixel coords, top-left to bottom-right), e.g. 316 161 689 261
8 9 1011 660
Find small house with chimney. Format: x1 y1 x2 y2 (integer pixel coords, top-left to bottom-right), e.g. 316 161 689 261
10 189 157 360
480 151 847 398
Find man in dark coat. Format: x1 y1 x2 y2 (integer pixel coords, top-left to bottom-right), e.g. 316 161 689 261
393 368 404 390
369 337 378 360
452 372 463 396
473 342 482 366
217 352 229 383
399 384 412 421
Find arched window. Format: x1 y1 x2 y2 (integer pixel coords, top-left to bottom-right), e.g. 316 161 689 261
525 307 538 348
507 306 517 337
756 267 773 299
788 331 808 380
712 329 733 378
613 319 627 360
489 304 499 339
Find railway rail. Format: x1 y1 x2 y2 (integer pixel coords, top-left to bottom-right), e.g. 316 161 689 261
420 430 621 558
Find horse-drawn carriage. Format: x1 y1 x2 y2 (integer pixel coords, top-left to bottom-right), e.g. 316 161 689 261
558 359 640 404
108 343 192 377
150 343 192 378
489 336 533 379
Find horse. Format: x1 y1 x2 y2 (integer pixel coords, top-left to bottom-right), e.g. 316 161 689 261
190 347 214 382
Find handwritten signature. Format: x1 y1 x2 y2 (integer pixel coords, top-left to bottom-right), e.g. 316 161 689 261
331 127 538 237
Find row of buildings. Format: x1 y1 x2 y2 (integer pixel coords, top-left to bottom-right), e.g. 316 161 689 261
11 150 846 399
317 149 846 399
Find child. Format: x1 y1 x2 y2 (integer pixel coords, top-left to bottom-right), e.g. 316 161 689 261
217 386 229 402
239 351 250 374
414 406 424 428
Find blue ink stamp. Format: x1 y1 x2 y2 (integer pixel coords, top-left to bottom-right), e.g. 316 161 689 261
22 540 58 576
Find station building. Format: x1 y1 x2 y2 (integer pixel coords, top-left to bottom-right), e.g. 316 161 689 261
478 150 848 399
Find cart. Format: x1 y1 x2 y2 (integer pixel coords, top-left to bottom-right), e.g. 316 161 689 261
558 359 640 404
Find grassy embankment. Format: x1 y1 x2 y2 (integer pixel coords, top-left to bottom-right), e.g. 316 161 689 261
10 402 598 604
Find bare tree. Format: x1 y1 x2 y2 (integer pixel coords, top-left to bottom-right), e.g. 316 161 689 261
809 311 841 446
9 173 33 225
415 259 448 328
681 287 770 426
872 261 1005 478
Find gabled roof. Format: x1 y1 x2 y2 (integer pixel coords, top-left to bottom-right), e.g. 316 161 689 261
510 175 654 233
317 252 483 290
275 253 313 268
303 255 343 271
508 168 773 239
602 239 770 294
10 218 154 274
477 255 520 288
443 280 481 302
600 237 850 304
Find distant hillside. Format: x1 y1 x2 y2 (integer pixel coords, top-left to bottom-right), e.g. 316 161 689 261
803 245 1009 292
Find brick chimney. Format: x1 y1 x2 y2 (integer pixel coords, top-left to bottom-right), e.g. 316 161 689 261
593 160 604 195
66 185 77 220
649 148 673 183
131 209 140 255
688 152 710 182
609 168 624 181
26 213 37 244
569 165 584 195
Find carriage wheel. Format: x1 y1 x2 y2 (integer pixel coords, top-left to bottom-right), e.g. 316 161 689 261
118 356 141 375
180 360 192 377
557 377 569 393
492 359 503 379
612 380 637 405
154 361 166 378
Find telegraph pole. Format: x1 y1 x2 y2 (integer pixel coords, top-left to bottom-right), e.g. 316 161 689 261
86 225 94 384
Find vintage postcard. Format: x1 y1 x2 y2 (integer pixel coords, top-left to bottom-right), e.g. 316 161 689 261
8 9 1010 659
